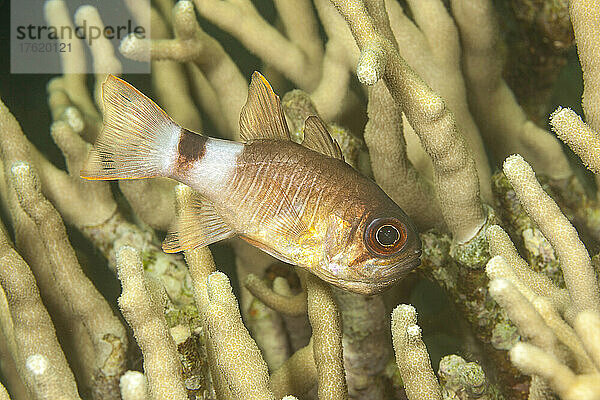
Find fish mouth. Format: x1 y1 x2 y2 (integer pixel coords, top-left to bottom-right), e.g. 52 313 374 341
362 250 422 278
311 248 422 295
353 252 423 294
317 256 422 295
403 252 422 270
331 275 404 295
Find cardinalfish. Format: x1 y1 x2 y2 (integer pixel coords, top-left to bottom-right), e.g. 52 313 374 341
81 72 422 295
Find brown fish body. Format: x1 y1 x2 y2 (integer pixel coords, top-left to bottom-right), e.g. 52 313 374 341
202 140 418 292
82 73 421 294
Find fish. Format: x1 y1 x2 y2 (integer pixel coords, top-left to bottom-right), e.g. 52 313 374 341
81 72 422 295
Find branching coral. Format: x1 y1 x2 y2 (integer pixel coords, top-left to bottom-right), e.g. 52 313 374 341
11 162 127 399
0 214 81 400
391 304 442 400
484 157 600 399
451 0 571 180
3 0 600 399
331 0 486 245
117 246 188 400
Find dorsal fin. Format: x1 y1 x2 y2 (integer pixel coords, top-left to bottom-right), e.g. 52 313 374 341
162 192 235 253
239 72 291 142
302 115 344 160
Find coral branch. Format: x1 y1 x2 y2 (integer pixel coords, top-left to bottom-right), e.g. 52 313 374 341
11 162 127 399
0 97 116 229
177 186 229 399
120 0 247 138
311 0 360 121
73 5 122 109
573 311 600 370
0 216 80 400
486 225 570 308
0 383 10 400
550 107 600 174
117 246 188 400
486 255 594 373
503 155 600 313
192 0 320 89
364 80 443 231
385 0 492 200
391 304 442 400
331 0 485 243
451 0 571 179
509 343 600 400
44 0 100 125
0 323 29 400
244 274 307 316
269 341 317 399
205 272 274 400
148 5 204 133
273 0 324 69
488 279 560 355
305 273 347 399
570 0 600 133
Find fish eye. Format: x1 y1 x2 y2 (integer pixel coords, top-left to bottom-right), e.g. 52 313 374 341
365 218 407 256
376 225 399 246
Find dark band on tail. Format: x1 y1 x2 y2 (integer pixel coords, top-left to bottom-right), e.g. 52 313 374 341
176 128 207 172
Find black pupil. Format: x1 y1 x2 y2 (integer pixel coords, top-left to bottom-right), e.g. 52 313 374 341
376 225 399 246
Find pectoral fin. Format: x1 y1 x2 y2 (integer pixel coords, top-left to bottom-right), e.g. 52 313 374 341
163 193 235 253
239 72 291 142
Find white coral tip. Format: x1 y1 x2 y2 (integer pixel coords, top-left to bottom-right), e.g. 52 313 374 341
26 354 49 375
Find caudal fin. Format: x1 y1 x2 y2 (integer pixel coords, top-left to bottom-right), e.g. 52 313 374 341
81 75 181 180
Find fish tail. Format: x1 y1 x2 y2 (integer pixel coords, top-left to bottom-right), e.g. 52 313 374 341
81 75 183 180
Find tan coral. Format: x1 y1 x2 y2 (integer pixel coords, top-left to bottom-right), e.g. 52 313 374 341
391 304 442 400
510 343 600 400
485 160 600 398
117 246 188 400
7 1 600 399
364 80 443 231
311 0 361 121
205 271 275 400
269 341 317 399
244 274 307 317
0 212 80 400
305 272 348 399
147 4 204 133
331 0 485 244
0 383 10 400
11 162 128 399
570 0 600 133
550 107 600 175
503 154 600 313
120 0 247 138
192 0 322 89
44 0 101 128
451 0 571 179
384 0 493 199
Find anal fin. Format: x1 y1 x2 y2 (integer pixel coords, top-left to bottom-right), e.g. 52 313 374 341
162 192 235 253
